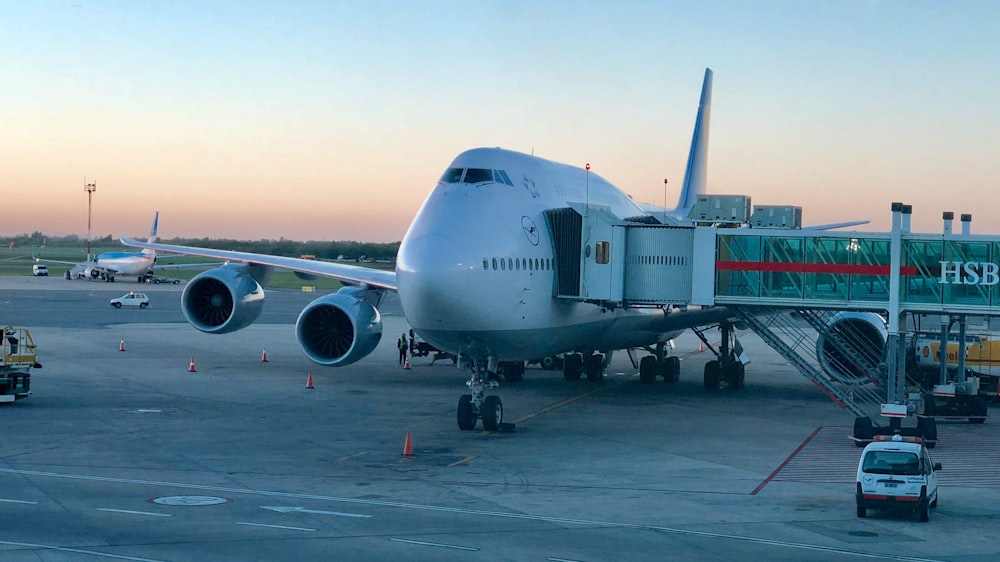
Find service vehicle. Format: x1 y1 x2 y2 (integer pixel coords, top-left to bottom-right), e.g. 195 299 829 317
149 276 181 285
110 292 150 309
32 264 48 276
856 435 941 522
1 326 39 402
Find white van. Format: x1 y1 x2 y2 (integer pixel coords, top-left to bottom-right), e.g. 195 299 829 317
856 434 941 522
32 264 48 276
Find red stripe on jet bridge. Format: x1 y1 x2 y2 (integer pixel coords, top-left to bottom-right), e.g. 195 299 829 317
716 261 919 275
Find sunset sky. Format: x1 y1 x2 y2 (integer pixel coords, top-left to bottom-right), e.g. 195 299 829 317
3 1 999 242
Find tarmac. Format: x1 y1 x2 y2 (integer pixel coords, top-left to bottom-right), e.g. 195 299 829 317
2 275 999 561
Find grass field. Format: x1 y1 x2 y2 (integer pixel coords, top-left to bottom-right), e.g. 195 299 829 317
1 247 350 290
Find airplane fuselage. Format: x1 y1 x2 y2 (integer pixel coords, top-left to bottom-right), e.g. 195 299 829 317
93 252 155 276
396 148 686 361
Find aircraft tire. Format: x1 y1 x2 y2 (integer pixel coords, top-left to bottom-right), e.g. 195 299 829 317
482 395 502 431
665 356 681 383
563 353 583 381
457 394 476 431
639 356 657 384
970 397 987 424
853 416 873 446
585 354 604 382
921 417 937 448
703 360 720 390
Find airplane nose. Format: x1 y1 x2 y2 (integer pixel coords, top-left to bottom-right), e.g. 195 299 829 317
396 234 471 326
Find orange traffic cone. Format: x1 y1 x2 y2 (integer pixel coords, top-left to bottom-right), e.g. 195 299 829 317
699 342 704 352
188 357 197 372
403 359 411 370
261 349 269 362
119 340 126 352
305 372 315 389
402 432 414 456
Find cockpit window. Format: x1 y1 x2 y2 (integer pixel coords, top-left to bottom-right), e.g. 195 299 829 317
463 168 494 184
496 169 513 186
441 168 464 183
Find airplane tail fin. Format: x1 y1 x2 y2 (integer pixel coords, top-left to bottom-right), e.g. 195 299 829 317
142 212 159 257
675 68 713 214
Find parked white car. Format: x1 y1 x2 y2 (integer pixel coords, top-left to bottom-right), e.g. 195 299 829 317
856 434 940 522
110 292 150 309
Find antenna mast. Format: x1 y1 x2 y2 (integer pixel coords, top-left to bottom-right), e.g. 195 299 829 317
84 180 97 261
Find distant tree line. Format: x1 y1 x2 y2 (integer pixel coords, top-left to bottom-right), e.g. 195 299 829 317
2 232 400 261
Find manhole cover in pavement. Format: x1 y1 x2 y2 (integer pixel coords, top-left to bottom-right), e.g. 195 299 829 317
150 496 231 506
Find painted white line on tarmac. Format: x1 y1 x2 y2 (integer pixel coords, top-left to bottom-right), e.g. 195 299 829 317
0 498 37 504
0 540 166 562
235 521 317 532
1 467 946 562
97 508 172 517
389 538 478 551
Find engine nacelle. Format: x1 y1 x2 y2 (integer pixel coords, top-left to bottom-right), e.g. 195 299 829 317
296 287 382 366
816 311 887 384
181 265 265 334
85 267 101 279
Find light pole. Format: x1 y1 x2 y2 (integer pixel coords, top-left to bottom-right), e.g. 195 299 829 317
84 181 97 261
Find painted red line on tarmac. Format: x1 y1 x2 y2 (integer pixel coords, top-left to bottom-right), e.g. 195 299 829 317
751 426 824 496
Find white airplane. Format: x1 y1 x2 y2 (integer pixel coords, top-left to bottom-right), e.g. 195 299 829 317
39 212 211 283
122 68 755 430
36 212 161 282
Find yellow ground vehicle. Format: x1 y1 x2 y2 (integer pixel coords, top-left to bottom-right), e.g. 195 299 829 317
1 326 39 403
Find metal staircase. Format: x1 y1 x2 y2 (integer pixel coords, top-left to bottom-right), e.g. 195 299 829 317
733 306 886 419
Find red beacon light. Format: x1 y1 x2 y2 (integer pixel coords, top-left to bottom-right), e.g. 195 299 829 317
873 434 922 444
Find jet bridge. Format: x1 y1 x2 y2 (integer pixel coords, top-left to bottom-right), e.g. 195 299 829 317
546 199 999 438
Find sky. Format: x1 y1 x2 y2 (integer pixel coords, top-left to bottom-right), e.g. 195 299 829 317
3 1 999 242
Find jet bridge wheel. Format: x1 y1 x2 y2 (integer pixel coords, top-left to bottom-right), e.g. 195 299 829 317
482 395 503 431
457 394 477 431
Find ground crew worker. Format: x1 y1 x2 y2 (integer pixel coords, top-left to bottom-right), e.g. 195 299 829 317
398 332 408 365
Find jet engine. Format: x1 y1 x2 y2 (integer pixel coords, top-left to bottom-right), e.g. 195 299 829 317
181 265 265 334
85 267 101 279
295 287 382 366
815 311 887 384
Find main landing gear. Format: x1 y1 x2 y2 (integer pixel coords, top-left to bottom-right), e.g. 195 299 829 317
561 352 608 382
699 321 745 390
457 357 504 431
638 342 680 384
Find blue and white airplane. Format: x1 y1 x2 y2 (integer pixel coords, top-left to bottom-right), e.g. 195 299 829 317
122 69 751 430
40 212 188 282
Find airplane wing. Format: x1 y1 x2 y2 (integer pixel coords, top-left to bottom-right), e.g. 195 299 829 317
120 237 398 291
802 220 870 231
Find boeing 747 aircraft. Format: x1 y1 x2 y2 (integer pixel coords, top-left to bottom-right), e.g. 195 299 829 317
123 68 750 430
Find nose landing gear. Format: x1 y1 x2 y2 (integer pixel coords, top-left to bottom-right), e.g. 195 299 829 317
457 357 505 431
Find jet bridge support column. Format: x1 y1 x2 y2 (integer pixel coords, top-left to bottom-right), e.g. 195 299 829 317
853 203 938 445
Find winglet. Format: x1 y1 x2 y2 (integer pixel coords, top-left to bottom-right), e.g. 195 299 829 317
676 68 713 214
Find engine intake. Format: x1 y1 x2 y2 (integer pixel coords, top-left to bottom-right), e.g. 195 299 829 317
816 311 887 384
182 265 265 334
296 287 382 366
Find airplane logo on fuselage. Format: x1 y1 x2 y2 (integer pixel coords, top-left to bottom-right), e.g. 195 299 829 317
522 216 539 246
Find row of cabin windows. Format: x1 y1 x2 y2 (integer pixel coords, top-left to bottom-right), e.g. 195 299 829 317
440 167 515 186
483 257 553 272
